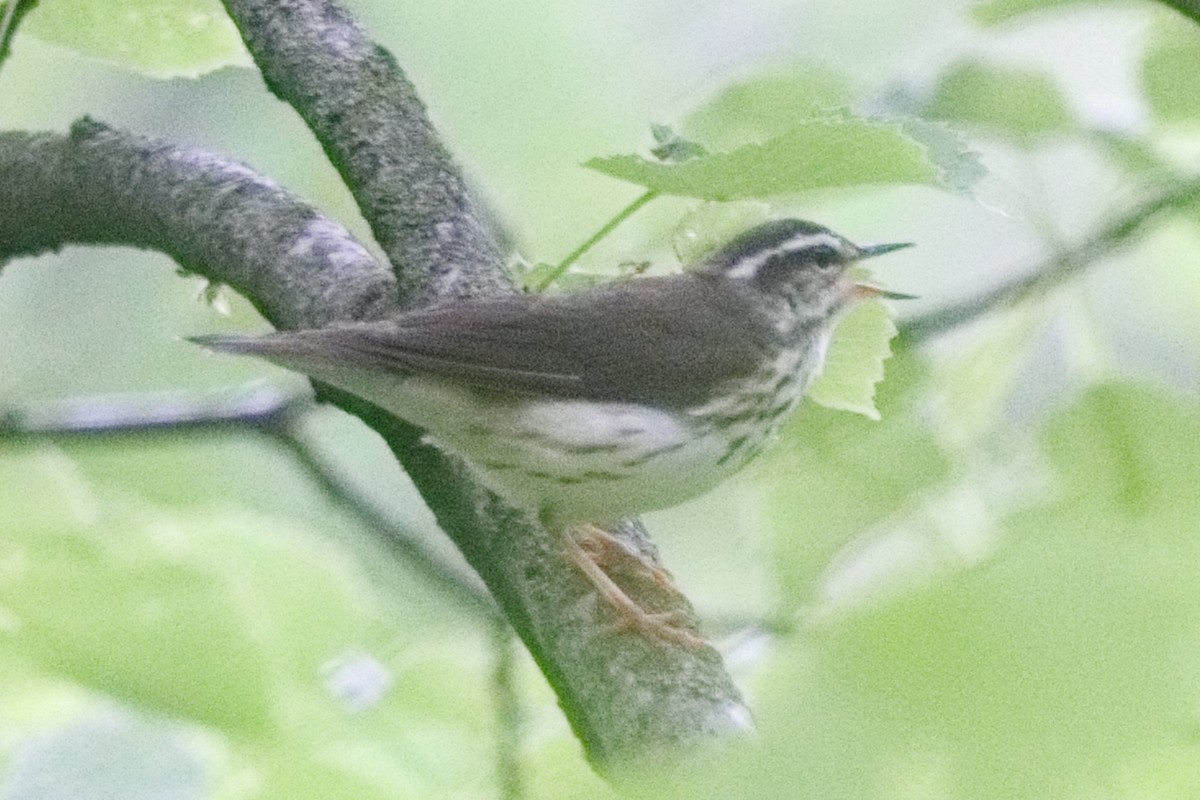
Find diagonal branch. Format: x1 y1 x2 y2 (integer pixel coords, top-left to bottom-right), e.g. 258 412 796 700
0 0 37 69
0 386 495 617
900 177 1200 343
222 0 507 305
215 0 749 772
0 0 750 776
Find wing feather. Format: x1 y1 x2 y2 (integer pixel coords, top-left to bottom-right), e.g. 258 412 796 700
204 275 781 409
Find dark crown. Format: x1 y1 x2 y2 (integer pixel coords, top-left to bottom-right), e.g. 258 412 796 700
700 219 861 289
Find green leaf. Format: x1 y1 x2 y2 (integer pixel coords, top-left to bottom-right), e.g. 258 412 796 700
24 0 250 79
0 511 274 734
971 0 1120 26
254 748 421 800
0 449 401 736
924 60 1075 141
1090 130 1181 184
928 305 1043 444
1036 382 1199 517
647 124 708 163
681 68 853 151
1142 20 1200 123
893 118 988 194
585 117 952 199
807 298 899 420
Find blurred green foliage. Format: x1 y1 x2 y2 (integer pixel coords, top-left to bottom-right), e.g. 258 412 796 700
924 60 1076 140
2 0 1200 798
23 0 249 78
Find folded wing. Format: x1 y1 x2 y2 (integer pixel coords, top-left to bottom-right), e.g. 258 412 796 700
195 275 779 409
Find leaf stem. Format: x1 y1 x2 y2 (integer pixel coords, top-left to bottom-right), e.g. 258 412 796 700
1157 0 1200 25
491 623 524 800
533 188 659 291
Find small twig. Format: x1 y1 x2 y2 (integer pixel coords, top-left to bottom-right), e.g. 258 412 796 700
0 385 495 617
0 0 37 72
267 423 496 618
533 189 659 291
0 385 299 438
901 177 1200 343
1158 0 1200 25
491 621 524 800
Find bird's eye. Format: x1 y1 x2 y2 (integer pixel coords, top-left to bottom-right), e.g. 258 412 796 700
806 244 842 270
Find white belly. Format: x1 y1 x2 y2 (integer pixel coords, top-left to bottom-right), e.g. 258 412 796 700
429 397 744 525
285 344 818 524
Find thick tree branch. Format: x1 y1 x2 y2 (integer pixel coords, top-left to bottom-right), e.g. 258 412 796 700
0 0 751 775
212 0 751 773
0 121 393 330
0 119 749 776
325 387 751 773
221 0 507 305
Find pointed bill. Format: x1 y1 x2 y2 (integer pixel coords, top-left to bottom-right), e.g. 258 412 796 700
853 284 920 301
851 241 915 300
856 241 914 260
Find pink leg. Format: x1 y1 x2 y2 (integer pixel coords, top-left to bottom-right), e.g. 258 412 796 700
565 524 704 648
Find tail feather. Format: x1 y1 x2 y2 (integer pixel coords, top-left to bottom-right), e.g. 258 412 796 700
187 331 346 371
187 333 269 354
190 328 376 401
188 330 413 419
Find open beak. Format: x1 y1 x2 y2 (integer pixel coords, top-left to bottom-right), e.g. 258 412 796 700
852 241 916 300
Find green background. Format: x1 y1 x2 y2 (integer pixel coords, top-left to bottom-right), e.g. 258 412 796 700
1 0 1199 797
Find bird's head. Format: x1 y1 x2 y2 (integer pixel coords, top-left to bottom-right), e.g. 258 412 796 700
700 218 913 324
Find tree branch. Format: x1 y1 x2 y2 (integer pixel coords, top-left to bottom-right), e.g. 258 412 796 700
217 0 749 771
0 0 37 70
0 0 750 775
491 623 524 800
222 0 507 305
0 121 394 330
0 386 495 617
900 177 1200 343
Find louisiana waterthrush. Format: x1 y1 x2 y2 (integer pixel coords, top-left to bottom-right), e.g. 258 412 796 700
193 218 911 643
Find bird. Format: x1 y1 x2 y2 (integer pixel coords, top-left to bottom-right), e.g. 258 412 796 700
192 218 911 645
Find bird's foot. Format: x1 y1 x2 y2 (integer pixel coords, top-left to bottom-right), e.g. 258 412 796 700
566 524 704 648
575 523 677 590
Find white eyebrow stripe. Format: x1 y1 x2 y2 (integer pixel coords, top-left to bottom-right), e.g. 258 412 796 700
723 232 846 280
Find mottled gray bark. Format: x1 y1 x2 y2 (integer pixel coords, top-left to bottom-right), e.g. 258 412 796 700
0 0 751 777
